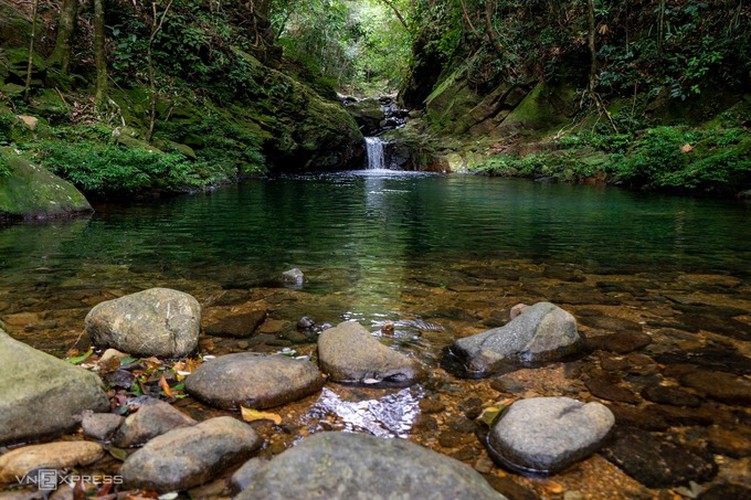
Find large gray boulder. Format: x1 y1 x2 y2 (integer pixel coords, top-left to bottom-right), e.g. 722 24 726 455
318 321 425 387
120 416 262 492
85 288 201 358
487 397 614 475
234 432 504 499
0 329 110 445
444 302 581 377
185 353 324 410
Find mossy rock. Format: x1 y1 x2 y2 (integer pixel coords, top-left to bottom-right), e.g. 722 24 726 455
344 99 384 135
0 148 92 220
0 4 34 49
497 83 575 134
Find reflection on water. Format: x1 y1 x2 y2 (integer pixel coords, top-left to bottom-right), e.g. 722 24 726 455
306 386 423 438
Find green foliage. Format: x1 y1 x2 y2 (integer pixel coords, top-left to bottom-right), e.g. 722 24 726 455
38 140 211 196
0 151 10 177
274 0 412 93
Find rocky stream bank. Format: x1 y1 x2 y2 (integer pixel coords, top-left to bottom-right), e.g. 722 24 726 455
1 261 750 499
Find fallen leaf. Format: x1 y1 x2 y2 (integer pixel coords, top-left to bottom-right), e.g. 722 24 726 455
681 143 694 153
159 375 173 398
66 348 94 364
104 445 129 461
241 407 282 425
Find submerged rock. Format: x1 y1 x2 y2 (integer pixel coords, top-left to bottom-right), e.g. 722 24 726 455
0 441 104 483
85 287 201 358
317 321 424 387
113 397 197 447
486 397 614 475
0 329 109 445
233 432 504 499
679 370 751 405
443 302 582 378
601 427 717 488
185 352 323 410
120 416 262 492
204 310 267 338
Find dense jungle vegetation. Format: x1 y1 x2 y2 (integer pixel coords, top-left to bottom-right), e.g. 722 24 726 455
0 0 750 200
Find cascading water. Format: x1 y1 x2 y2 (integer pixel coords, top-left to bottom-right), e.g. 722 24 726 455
364 137 387 170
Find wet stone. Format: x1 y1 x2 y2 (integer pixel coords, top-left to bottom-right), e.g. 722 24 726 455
672 313 750 341
445 302 582 378
81 411 124 441
486 397 614 475
699 483 751 500
680 370 751 405
233 432 504 499
641 384 702 407
185 352 324 410
418 398 446 414
85 287 201 358
653 405 716 427
707 425 751 458
120 416 262 493
0 441 104 482
450 445 478 461
318 321 424 387
113 397 197 448
439 430 475 448
604 404 670 431
585 331 652 354
204 310 267 338
601 427 717 488
654 348 751 376
585 379 641 404
577 316 642 332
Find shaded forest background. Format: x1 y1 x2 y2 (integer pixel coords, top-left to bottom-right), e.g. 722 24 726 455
0 0 749 198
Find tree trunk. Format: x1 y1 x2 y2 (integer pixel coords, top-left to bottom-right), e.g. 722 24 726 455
587 0 597 92
379 0 409 31
24 0 40 100
48 0 79 73
93 0 107 110
146 0 174 142
484 1 503 58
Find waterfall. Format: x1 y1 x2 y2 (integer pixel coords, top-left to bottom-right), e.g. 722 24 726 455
364 137 387 170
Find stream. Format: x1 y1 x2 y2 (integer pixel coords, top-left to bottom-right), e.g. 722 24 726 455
1 171 750 497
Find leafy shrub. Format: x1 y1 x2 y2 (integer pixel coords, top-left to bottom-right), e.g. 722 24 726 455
39 140 211 195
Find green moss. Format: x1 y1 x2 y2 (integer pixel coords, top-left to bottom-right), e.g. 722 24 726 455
0 148 91 219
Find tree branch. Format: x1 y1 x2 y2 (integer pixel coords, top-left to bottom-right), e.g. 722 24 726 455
379 0 409 31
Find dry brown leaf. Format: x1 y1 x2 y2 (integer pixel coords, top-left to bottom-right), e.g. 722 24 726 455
241 407 282 425
681 143 694 153
158 375 173 398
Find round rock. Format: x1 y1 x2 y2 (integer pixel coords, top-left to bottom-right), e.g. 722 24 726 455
487 397 614 475
185 353 324 410
0 441 103 482
233 432 504 499
120 416 262 492
445 302 582 378
318 321 424 387
85 288 201 358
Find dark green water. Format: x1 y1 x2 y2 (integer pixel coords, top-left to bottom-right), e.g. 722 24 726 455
1 171 750 309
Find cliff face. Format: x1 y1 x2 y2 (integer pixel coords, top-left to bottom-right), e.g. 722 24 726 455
398 1 751 195
0 0 362 198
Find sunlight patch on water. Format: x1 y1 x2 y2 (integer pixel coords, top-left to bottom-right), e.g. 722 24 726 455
305 386 424 438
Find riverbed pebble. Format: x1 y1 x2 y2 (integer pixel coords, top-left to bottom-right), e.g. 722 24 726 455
113 397 197 447
0 441 104 483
